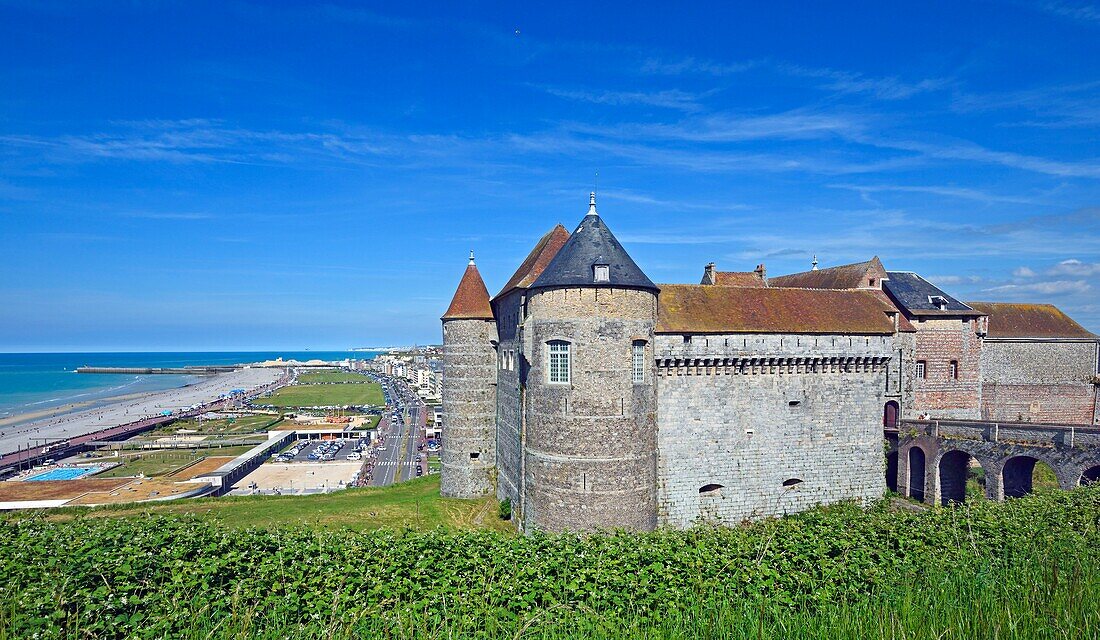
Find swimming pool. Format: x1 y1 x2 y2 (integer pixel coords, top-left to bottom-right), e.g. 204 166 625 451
26 465 106 481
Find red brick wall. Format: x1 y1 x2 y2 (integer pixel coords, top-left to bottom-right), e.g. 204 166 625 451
911 318 982 418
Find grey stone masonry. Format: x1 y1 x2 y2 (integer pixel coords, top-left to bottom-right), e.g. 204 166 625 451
441 318 498 498
522 286 659 533
493 290 524 508
654 333 891 528
979 339 1099 424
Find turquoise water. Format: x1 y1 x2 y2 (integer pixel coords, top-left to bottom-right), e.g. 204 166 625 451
26 465 108 481
0 351 381 420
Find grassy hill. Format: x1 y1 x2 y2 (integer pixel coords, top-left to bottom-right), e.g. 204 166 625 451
39 475 512 532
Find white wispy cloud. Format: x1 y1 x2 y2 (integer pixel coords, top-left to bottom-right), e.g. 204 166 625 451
1048 259 1100 276
1013 266 1037 277
828 183 1038 205
984 279 1092 295
538 86 710 112
1037 1 1100 24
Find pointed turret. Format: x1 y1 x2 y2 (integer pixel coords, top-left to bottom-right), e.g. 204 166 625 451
440 252 498 498
442 252 494 320
529 193 657 292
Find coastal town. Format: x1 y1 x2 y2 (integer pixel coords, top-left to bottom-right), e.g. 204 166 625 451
0 349 444 509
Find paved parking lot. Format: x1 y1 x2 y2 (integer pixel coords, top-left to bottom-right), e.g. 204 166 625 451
282 439 366 463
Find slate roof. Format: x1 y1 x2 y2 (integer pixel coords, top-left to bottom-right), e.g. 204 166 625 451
769 257 886 290
882 272 984 317
656 285 899 335
442 262 494 320
529 196 657 292
711 271 768 287
493 224 571 300
966 302 1097 339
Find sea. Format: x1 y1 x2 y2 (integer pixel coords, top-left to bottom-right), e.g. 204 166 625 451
0 351 383 422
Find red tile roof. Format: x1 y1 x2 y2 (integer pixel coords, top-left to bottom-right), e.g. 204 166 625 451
494 224 570 300
966 302 1097 339
442 263 494 320
770 257 887 290
657 285 899 335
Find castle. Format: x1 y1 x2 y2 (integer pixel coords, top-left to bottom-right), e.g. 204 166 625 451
441 194 1100 532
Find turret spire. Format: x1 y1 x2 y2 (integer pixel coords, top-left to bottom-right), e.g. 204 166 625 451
587 192 598 216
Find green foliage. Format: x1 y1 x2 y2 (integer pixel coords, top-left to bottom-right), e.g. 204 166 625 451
499 497 512 520
0 487 1097 639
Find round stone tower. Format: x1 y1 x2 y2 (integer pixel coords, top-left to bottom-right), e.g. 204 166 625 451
440 252 498 498
522 194 659 532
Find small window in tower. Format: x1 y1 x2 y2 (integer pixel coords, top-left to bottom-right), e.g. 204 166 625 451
632 340 646 383
782 478 804 487
683 335 692 345
699 483 724 494
950 360 958 379
594 264 610 282
470 452 480 460
869 278 876 287
916 360 926 379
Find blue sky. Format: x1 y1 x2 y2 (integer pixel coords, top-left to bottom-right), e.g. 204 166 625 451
2 1 1099 351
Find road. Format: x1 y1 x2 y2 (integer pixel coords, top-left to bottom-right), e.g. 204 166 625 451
366 374 426 486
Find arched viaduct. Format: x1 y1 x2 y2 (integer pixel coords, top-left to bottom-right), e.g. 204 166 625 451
887 419 1100 505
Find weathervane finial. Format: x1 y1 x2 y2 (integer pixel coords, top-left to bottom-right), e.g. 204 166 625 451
588 191 597 216
811 255 819 271
469 250 476 266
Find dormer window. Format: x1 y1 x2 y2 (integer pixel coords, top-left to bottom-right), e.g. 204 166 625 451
928 295 948 310
593 264 610 282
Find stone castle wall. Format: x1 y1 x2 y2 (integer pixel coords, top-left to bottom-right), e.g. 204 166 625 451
493 291 524 507
440 318 498 498
979 339 1099 424
910 318 982 419
522 286 658 532
653 333 891 528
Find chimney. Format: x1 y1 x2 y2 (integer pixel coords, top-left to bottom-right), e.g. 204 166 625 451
754 263 767 284
703 262 717 285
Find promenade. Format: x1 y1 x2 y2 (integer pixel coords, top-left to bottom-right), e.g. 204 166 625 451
0 368 284 459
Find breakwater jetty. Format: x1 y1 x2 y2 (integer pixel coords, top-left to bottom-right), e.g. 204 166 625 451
76 366 240 375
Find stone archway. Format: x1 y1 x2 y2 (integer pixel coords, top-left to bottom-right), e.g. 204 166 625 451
885 450 899 492
938 450 972 505
908 447 926 502
1002 455 1055 498
1082 465 1100 485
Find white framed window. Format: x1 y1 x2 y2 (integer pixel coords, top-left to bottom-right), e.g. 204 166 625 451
548 340 570 383
950 360 958 379
916 360 926 379
593 264 610 282
632 340 646 383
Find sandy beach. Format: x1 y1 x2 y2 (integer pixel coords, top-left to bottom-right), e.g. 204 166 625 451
0 368 283 456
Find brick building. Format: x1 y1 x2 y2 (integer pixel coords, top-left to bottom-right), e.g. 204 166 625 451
441 194 1100 533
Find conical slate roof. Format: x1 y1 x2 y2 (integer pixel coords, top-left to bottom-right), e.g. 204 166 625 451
442 254 494 320
529 194 657 292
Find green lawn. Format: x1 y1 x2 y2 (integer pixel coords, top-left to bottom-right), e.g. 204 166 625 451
95 446 258 478
256 382 384 408
146 414 282 436
53 475 511 532
296 371 372 384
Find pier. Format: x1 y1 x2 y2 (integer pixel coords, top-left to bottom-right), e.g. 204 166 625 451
75 366 240 375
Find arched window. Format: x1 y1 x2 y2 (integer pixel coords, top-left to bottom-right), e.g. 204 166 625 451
632 340 646 383
548 340 571 383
